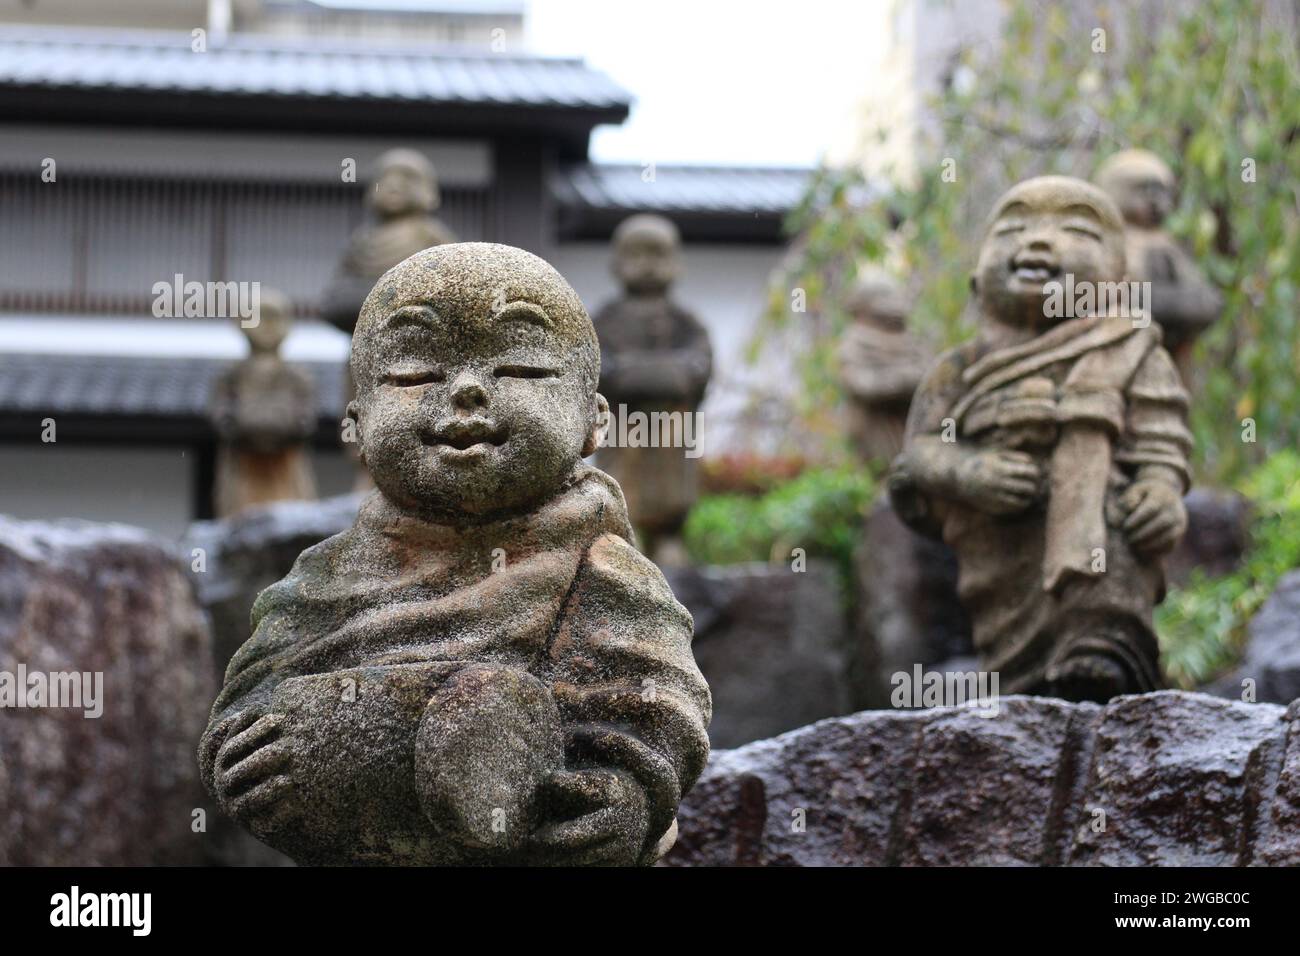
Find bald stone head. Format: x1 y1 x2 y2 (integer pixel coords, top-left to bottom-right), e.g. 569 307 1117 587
370 148 441 220
1096 149 1176 229
846 266 909 331
612 213 682 296
347 243 606 521
242 287 293 355
973 175 1128 328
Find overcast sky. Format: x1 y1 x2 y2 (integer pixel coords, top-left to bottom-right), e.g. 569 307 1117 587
527 0 886 168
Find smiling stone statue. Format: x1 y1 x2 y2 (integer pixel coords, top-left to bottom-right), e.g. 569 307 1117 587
199 243 711 866
888 176 1192 703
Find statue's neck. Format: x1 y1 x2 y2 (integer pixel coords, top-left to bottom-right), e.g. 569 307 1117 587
977 307 1047 350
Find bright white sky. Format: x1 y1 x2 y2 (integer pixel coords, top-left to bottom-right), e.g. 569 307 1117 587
527 0 888 168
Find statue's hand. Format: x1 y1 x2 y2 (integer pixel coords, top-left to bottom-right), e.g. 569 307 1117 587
206 711 303 838
528 769 649 866
955 448 1042 516
1120 479 1186 554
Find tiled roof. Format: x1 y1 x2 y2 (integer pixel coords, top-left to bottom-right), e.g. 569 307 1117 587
0 353 344 423
0 25 630 114
552 163 812 216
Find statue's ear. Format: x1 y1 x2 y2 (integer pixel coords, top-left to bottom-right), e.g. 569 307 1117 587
344 400 365 463
582 393 610 458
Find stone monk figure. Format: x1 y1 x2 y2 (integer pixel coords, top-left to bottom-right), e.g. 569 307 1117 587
591 214 712 565
888 176 1192 703
321 148 457 485
1096 149 1223 383
837 267 932 464
320 148 457 336
199 243 711 866
210 290 317 518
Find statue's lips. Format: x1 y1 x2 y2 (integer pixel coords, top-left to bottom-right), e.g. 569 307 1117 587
1009 252 1061 287
423 419 508 454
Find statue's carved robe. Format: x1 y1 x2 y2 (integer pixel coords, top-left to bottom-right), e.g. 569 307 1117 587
592 296 712 536
200 464 710 864
838 323 931 464
210 357 317 518
890 316 1191 693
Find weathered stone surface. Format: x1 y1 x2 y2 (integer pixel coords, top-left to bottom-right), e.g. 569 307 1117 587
667 561 850 749
190 499 834 755
837 267 930 465
0 516 213 865
592 213 711 563
1211 569 1300 706
665 690 1297 866
850 500 971 709
182 492 363 676
200 244 711 866
1096 149 1224 381
209 288 317 518
889 176 1191 702
1255 699 1300 865
1166 487 1249 587
1070 692 1280 865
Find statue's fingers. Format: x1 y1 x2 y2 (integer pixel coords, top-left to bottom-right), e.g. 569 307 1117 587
220 740 292 798
1119 484 1149 511
227 773 294 821
997 475 1039 496
217 714 284 771
201 710 259 771
1128 512 1174 547
997 450 1036 465
1122 497 1162 531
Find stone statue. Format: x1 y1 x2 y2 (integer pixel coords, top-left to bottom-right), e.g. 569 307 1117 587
1096 149 1223 382
888 176 1192 703
321 148 457 486
210 290 317 518
199 243 711 866
321 148 457 335
837 267 931 464
591 214 712 566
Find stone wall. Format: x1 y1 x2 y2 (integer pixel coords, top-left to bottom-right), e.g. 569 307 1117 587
0 516 214 865
666 690 1300 866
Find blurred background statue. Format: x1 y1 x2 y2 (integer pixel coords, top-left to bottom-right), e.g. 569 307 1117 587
1096 149 1223 384
836 267 932 465
593 214 712 566
320 148 457 335
210 290 317 518
320 148 456 486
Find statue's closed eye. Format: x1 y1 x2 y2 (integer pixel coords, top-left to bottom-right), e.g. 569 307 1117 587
494 365 559 379
1064 221 1104 240
994 221 1026 236
383 368 445 387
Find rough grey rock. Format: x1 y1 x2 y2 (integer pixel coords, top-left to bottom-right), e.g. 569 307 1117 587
1211 569 1300 706
666 560 851 749
0 515 214 865
182 492 364 676
665 690 1300 866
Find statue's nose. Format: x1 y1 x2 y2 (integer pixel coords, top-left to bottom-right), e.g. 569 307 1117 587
450 372 488 410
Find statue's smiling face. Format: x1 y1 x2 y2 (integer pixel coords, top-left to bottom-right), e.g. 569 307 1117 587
974 178 1126 327
1110 171 1173 228
348 245 602 519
